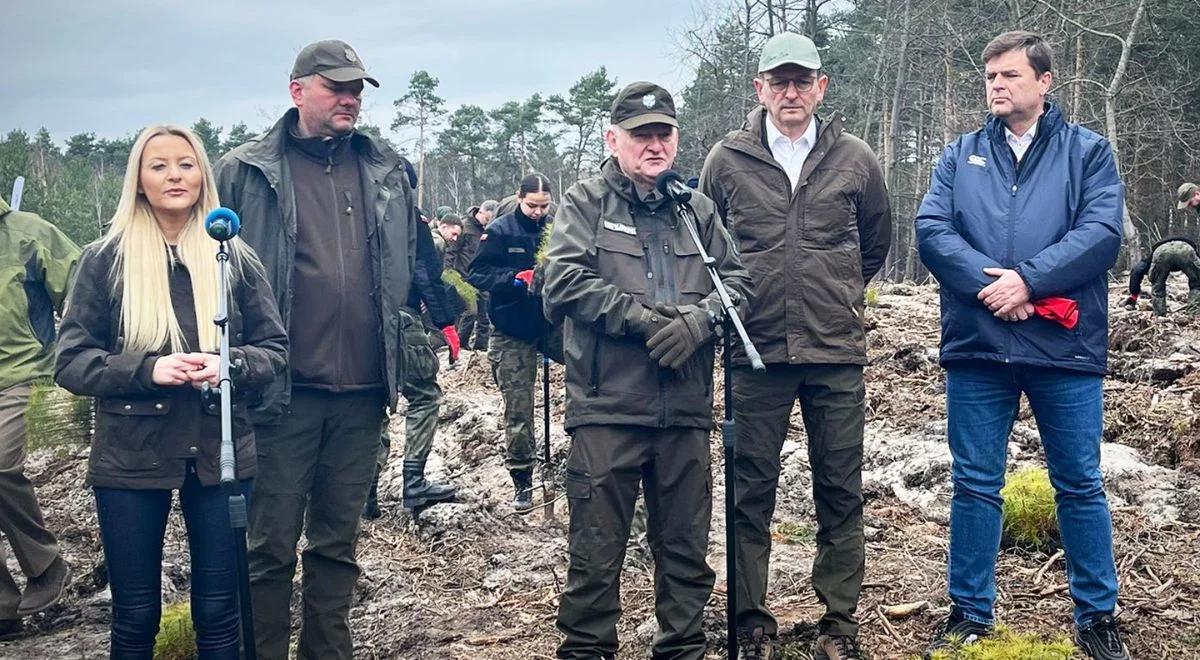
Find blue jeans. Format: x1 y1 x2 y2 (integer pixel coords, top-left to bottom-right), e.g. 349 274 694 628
945 361 1118 627
94 463 251 659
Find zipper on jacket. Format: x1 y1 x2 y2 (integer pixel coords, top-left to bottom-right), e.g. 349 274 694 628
589 334 601 396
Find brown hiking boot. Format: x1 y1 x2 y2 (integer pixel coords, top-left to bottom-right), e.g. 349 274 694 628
17 556 71 616
814 633 867 659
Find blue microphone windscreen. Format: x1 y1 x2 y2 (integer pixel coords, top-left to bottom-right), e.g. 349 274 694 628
205 207 241 238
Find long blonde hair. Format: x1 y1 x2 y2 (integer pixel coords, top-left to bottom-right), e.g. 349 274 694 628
101 125 233 353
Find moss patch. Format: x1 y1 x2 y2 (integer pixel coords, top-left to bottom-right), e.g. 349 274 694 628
154 601 196 660
773 520 816 545
926 625 1077 659
1002 467 1059 551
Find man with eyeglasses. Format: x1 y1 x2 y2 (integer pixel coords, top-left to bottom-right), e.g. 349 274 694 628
700 31 891 660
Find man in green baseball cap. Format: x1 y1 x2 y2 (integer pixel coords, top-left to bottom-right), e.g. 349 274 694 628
701 30 892 660
1177 182 1199 212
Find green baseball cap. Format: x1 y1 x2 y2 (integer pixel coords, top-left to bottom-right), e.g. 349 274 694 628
1177 182 1198 210
291 40 379 87
758 32 822 73
435 205 454 220
610 82 678 130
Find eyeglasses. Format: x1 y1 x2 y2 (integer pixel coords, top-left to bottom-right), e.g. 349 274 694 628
763 77 818 93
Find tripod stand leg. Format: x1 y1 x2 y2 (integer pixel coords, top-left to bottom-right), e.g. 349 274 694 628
542 354 555 520
723 326 738 659
229 493 256 660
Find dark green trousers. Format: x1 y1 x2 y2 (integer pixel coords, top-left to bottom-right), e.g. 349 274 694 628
247 388 386 660
731 364 865 637
556 424 715 660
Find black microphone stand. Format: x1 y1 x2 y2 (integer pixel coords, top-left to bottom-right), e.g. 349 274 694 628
212 241 256 660
672 196 764 660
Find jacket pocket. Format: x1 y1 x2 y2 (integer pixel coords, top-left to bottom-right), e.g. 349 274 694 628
596 229 648 295
671 233 711 305
93 398 171 472
803 168 862 247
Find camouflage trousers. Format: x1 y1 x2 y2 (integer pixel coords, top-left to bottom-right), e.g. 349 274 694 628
488 330 537 471
378 309 444 469
1149 241 1200 316
457 292 492 350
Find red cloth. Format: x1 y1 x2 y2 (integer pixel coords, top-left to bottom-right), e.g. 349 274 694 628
1034 297 1078 330
442 326 461 362
514 269 535 288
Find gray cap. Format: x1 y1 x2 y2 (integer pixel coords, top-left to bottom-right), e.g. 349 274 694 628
1177 182 1198 210
291 40 379 87
758 32 822 72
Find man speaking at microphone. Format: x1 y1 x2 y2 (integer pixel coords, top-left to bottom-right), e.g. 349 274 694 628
699 32 891 659
214 40 419 660
542 81 752 660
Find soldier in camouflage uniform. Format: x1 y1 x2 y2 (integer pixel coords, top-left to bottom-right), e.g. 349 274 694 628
370 309 455 512
1125 237 1200 316
364 160 460 519
468 174 554 512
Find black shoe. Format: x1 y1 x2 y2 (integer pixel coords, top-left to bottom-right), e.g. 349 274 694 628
814 634 867 659
0 619 22 642
17 556 71 616
922 609 992 659
402 460 456 509
1076 615 1131 660
510 469 534 512
362 473 382 520
736 626 779 659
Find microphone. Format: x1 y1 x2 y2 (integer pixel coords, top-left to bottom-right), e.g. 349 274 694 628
655 170 693 204
205 207 241 241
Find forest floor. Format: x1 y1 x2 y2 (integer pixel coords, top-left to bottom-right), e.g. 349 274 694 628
3 282 1199 659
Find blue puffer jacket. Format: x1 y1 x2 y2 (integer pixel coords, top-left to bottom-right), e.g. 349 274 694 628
916 102 1124 374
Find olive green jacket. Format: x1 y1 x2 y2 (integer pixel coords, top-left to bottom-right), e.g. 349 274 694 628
0 196 81 391
700 107 892 367
543 158 753 431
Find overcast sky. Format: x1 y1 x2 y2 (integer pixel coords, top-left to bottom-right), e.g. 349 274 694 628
6 0 710 148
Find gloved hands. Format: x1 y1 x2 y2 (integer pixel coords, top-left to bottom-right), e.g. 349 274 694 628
1123 294 1138 311
442 325 461 362
626 305 671 338
646 302 714 370
513 269 535 289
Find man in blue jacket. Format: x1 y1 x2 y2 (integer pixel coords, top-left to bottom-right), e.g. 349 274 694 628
915 31 1129 660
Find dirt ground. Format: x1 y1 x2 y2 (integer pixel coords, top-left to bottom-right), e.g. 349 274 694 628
3 282 1199 659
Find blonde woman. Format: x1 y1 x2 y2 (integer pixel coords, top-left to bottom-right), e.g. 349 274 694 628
55 126 286 660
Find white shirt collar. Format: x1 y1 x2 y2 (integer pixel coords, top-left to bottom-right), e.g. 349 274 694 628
766 115 817 151
1004 122 1037 161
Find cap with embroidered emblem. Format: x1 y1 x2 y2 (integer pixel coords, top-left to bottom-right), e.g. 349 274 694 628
291 39 380 87
610 81 678 130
